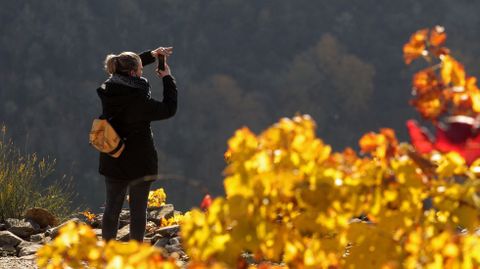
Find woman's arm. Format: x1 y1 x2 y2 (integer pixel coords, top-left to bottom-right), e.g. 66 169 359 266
142 73 177 121
139 51 156 66
139 47 173 67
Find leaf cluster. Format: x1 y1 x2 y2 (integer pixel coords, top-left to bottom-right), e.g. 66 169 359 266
404 26 480 121
36 221 180 269
181 114 480 268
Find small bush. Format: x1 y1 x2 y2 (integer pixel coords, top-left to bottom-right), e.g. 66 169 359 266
0 125 75 222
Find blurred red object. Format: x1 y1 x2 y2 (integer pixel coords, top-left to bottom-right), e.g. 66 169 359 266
200 194 212 211
406 120 434 153
407 116 480 164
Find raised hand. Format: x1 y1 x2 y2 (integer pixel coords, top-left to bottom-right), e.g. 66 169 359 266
152 46 173 57
156 63 172 78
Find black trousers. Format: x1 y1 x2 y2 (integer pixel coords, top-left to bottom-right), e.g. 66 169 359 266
102 177 152 242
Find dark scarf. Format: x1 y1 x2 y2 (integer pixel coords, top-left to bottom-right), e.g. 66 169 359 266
106 74 151 98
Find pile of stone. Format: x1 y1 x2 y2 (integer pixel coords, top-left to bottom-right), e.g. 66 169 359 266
0 205 186 262
90 203 186 259
0 208 57 258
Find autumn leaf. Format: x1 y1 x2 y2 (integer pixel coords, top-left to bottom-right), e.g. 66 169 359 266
412 68 440 95
470 91 480 113
147 188 167 208
441 55 466 86
403 28 428 64
463 77 480 113
381 128 399 158
429 25 447 47
411 91 446 120
359 132 386 155
359 129 398 160
200 194 213 211
451 92 472 115
82 210 96 222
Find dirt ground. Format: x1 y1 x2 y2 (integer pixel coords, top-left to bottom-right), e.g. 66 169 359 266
0 255 38 269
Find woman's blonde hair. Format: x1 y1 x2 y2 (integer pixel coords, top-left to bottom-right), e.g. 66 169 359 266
104 52 142 75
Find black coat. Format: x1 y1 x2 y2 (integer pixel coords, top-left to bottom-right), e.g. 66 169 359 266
96 51 177 181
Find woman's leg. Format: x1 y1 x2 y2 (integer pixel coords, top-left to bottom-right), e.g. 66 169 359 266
102 177 128 241
128 180 152 241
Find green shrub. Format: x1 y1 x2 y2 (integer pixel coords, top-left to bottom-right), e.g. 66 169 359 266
0 126 75 222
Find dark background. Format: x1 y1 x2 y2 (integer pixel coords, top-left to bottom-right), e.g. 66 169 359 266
1 1 480 211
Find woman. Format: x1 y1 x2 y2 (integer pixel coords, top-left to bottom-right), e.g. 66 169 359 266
97 47 177 242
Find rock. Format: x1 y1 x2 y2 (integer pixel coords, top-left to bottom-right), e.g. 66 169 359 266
116 209 131 228
174 258 188 268
46 218 80 238
348 218 363 224
24 208 58 228
119 219 129 229
155 225 180 238
169 237 181 246
165 244 182 253
241 252 256 264
93 228 103 240
117 224 130 241
0 223 6 231
0 231 24 247
144 221 157 237
119 209 130 221
147 204 174 224
93 228 102 238
43 236 52 244
153 237 170 248
21 254 38 259
5 218 39 238
91 213 103 228
457 227 468 235
0 245 17 257
150 234 161 244
29 233 44 243
143 237 153 244
17 241 43 257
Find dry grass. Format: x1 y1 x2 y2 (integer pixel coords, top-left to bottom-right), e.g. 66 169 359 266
0 125 75 222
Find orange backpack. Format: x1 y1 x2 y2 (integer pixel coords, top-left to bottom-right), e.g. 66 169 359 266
89 118 125 158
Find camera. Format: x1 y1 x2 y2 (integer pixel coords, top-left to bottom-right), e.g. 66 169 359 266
157 54 166 71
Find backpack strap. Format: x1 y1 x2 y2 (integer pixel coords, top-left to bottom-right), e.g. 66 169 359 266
107 138 125 155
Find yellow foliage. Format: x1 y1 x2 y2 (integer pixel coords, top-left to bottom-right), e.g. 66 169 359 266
36 221 179 269
148 188 167 208
82 210 96 222
441 55 466 87
181 115 480 268
160 212 185 227
36 114 480 268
